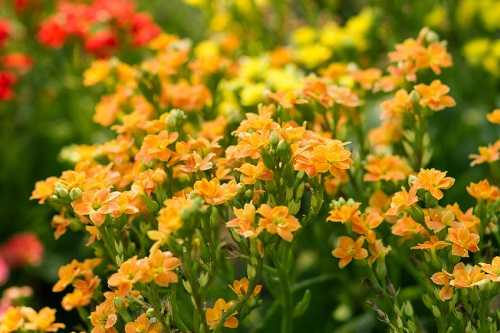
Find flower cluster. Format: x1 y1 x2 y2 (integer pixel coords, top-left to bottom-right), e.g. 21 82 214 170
0 18 32 101
0 13 496 333
38 0 160 57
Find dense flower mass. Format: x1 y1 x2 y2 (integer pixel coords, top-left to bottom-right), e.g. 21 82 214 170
0 1 498 333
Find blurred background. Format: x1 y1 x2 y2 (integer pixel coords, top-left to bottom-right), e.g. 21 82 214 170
0 0 498 331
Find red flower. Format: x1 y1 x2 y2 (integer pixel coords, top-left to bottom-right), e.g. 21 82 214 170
0 256 9 285
37 20 67 48
2 53 33 72
84 30 119 58
0 20 11 48
131 13 161 46
0 233 44 268
0 71 17 101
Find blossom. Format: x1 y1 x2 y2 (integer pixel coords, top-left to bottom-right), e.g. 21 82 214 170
414 80 455 111
125 313 161 333
0 233 43 268
385 188 418 217
107 257 148 295
327 201 361 223
205 298 238 329
136 131 179 164
71 189 121 226
237 161 273 185
193 178 240 205
447 225 480 257
226 203 261 238
466 179 499 201
257 204 301 241
412 236 449 250
0 307 23 332
480 256 500 282
380 89 412 118
410 168 455 200
332 236 368 268
364 155 412 182
144 250 181 287
21 307 65 332
293 138 352 177
469 141 500 166
229 277 262 298
430 271 453 301
391 216 427 238
486 109 500 124
89 299 118 333
449 263 485 288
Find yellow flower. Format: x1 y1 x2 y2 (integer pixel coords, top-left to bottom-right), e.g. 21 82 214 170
21 307 65 332
83 60 111 86
486 109 500 124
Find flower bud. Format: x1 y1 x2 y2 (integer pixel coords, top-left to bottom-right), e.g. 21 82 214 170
69 187 82 201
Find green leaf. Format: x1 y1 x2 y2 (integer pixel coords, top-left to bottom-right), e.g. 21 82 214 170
293 289 311 318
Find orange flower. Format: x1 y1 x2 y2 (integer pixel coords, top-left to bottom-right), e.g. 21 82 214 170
135 130 178 164
351 209 384 242
380 89 412 118
364 155 412 182
293 139 352 177
125 313 161 333
31 177 58 204
61 276 100 311
237 161 273 185
410 168 454 200
447 225 480 257
89 299 118 333
21 307 65 332
108 257 148 295
257 204 301 241
53 258 101 293
466 179 500 201
226 203 261 238
352 68 382 90
327 201 361 223
480 256 500 282
229 277 262 298
0 306 24 332
412 236 449 251
449 263 485 288
391 216 427 238
193 178 240 205
144 250 180 287
430 271 453 301
414 80 455 111
148 195 191 247
486 109 500 124
71 189 120 226
447 203 480 231
385 188 418 217
51 214 71 240
367 238 390 265
205 298 238 330
332 236 368 268
161 82 211 112
423 207 454 233
469 141 500 166
425 42 452 75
